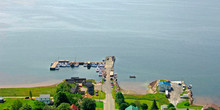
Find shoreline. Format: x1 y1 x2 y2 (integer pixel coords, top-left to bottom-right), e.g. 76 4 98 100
0 80 61 88
0 80 219 105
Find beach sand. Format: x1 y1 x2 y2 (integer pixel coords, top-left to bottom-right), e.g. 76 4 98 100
0 80 61 88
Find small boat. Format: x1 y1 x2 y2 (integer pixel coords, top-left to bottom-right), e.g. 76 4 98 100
74 63 79 67
91 63 97 67
99 72 102 77
96 68 100 72
98 63 104 67
129 75 136 78
83 63 87 67
55 66 59 70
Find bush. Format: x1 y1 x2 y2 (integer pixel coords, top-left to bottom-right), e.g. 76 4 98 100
167 103 175 109
168 107 176 110
119 103 129 110
57 103 70 110
141 103 148 110
11 99 23 110
80 98 96 110
184 102 190 106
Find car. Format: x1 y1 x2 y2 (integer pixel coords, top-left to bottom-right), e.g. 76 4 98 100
25 97 29 99
96 93 98 96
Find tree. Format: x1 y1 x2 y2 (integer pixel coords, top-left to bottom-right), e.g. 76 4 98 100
11 99 23 110
168 107 176 110
54 91 70 107
141 103 148 110
184 102 190 106
115 92 125 106
208 107 216 110
130 103 136 107
43 105 56 110
167 103 175 109
33 100 45 110
56 81 72 93
119 103 129 110
80 98 96 110
57 103 70 110
19 104 32 110
134 100 141 108
29 91 32 99
151 100 158 110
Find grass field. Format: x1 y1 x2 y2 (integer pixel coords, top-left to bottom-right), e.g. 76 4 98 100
96 101 104 110
93 90 106 99
112 84 116 99
125 99 160 110
0 98 35 110
124 93 169 105
0 86 57 97
176 100 202 110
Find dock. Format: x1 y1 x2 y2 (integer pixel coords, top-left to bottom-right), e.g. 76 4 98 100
50 60 104 70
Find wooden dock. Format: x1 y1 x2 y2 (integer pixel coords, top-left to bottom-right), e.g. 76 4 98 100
50 60 104 70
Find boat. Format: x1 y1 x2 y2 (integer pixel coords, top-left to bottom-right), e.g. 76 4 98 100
83 63 87 67
96 67 100 72
55 66 59 70
98 63 104 67
98 72 102 77
129 75 136 78
74 63 79 67
91 63 97 67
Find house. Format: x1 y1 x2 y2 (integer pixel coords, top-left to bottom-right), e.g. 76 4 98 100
87 83 94 95
36 94 51 104
70 104 79 110
202 104 219 110
82 80 92 86
65 77 86 84
70 85 79 94
125 105 140 110
0 97 4 103
161 105 168 110
158 82 172 92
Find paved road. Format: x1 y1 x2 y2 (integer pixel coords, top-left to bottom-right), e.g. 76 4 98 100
102 57 115 110
169 83 183 106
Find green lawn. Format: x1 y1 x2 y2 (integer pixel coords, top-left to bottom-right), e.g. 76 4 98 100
93 90 106 99
0 86 57 97
124 93 169 105
125 99 160 110
0 98 35 110
177 100 202 110
112 84 116 99
115 102 119 109
96 101 104 110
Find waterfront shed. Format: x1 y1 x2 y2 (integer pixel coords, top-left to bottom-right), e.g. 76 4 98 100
158 82 172 92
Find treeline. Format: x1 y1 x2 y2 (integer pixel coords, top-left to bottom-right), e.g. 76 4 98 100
9 81 97 110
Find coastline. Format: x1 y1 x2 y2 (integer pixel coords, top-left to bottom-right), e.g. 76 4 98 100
0 80 61 88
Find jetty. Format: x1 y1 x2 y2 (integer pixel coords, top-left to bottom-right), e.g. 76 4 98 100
50 59 104 70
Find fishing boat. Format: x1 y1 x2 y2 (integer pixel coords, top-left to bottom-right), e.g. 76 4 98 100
96 67 100 72
74 63 79 67
83 63 87 67
91 63 97 67
98 63 104 67
98 72 102 77
129 75 136 78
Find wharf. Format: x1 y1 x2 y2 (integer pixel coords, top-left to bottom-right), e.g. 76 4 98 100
50 61 59 70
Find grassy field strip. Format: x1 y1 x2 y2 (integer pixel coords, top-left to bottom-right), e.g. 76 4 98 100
93 90 106 99
176 100 202 110
0 98 35 110
96 101 104 110
0 86 57 97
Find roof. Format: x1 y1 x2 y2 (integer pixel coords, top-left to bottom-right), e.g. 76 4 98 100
70 104 79 110
158 82 171 86
39 94 50 98
125 105 140 110
203 104 219 110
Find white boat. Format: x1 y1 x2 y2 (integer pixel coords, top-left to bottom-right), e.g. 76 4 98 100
96 68 100 72
99 72 102 77
83 63 87 67
74 63 79 67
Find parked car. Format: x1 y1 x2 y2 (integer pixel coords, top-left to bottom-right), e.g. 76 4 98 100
25 97 29 99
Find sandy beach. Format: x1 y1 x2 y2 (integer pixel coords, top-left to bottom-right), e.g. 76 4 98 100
0 80 61 88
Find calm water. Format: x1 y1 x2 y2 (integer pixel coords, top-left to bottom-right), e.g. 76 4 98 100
0 0 220 104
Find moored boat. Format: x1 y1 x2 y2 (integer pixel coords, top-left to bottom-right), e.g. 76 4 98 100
129 75 136 78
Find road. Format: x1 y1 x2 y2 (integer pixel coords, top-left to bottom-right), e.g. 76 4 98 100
102 57 115 110
169 82 183 106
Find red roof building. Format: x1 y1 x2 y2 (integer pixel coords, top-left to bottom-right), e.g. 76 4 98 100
70 104 79 110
